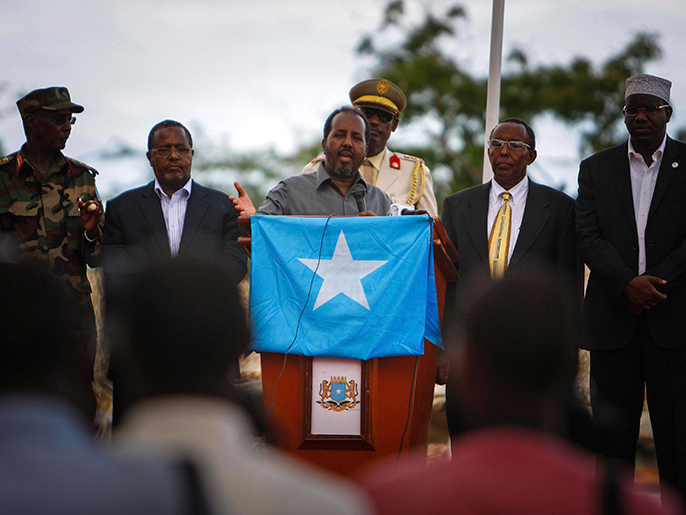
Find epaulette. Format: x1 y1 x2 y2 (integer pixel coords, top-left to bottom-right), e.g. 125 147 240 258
67 157 99 176
309 155 325 165
0 152 18 166
399 153 425 164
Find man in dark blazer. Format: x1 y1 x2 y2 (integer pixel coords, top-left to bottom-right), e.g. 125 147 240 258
102 120 247 419
102 120 247 284
576 74 686 498
440 118 581 437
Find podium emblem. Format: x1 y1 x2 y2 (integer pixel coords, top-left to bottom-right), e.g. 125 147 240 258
317 376 360 411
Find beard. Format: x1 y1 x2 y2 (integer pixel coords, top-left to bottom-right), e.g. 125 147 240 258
330 165 356 180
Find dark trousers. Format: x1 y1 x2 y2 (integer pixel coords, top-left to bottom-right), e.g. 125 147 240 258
590 316 686 499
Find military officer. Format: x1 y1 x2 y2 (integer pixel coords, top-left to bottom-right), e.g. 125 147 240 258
302 78 438 216
0 87 102 354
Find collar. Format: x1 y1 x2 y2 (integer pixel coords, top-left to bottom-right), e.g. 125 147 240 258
154 177 193 200
366 147 387 171
315 161 368 191
16 145 67 174
627 134 667 163
490 175 529 205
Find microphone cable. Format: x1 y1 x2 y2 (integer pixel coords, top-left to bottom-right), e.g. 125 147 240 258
396 216 434 465
396 355 420 466
265 214 334 421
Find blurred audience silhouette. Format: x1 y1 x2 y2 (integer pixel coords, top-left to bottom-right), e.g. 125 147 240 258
0 262 200 515
110 258 370 515
360 272 682 514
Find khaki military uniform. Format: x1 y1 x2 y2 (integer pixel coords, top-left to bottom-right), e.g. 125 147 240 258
0 147 102 347
301 147 438 216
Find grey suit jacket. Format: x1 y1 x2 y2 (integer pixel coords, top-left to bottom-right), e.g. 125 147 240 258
441 179 579 332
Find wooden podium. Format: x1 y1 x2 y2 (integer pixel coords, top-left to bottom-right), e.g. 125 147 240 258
241 215 458 477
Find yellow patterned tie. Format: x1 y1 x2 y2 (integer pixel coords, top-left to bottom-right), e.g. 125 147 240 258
488 192 512 279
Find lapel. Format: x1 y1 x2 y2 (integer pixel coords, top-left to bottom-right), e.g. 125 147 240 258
178 181 209 254
649 137 683 220
464 182 491 266
140 182 171 256
610 142 637 223
509 180 549 268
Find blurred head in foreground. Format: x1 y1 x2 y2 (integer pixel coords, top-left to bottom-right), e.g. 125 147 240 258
360 273 681 515
0 262 94 417
113 258 249 409
448 271 579 433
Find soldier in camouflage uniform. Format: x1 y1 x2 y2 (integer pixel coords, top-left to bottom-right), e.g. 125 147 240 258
0 87 102 354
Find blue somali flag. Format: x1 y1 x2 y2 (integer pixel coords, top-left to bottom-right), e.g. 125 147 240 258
249 215 442 360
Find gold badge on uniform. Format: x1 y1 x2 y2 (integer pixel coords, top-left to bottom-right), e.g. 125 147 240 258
377 80 389 94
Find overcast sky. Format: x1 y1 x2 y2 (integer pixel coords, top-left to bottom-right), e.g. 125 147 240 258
1 0 684 199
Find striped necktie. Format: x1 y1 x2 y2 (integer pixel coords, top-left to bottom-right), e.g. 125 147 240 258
488 192 512 279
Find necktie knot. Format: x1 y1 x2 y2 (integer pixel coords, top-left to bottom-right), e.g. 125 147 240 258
502 192 511 201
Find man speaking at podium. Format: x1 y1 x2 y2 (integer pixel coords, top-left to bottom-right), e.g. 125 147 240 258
237 106 440 476
302 79 438 216
231 106 390 217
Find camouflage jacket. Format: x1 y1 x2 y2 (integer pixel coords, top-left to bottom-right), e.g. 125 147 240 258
0 147 103 307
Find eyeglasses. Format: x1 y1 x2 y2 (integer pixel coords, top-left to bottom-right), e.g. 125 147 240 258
37 112 76 125
149 146 193 158
360 107 395 124
623 105 670 117
488 139 532 151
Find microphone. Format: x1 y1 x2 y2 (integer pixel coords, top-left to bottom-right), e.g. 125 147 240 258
390 203 428 216
351 183 367 213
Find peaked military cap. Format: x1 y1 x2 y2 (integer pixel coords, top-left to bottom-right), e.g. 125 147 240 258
17 87 84 117
350 78 407 118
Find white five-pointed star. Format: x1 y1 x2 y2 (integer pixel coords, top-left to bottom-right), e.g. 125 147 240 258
298 230 387 310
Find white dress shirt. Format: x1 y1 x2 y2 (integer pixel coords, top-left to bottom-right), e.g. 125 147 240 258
487 177 529 266
628 135 666 274
362 147 386 185
154 178 192 257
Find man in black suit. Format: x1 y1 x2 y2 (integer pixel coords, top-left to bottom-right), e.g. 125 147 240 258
102 120 247 284
576 74 686 498
440 118 580 436
102 120 247 415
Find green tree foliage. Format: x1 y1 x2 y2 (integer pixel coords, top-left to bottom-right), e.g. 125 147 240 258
357 1 663 196
189 124 313 203
192 146 301 203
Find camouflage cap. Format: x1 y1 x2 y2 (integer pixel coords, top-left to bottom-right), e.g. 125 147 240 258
349 78 407 118
17 87 84 117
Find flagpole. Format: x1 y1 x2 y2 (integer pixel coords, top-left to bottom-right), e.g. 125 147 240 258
482 0 505 183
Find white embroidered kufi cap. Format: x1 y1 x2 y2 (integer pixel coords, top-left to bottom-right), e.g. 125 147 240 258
625 74 672 104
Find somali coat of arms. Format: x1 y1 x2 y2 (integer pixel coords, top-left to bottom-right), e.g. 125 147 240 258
317 376 360 411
